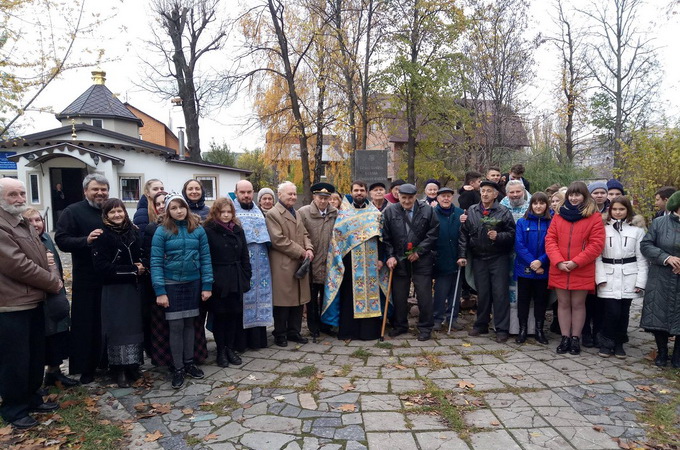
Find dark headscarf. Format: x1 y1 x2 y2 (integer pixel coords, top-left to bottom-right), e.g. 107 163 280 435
101 198 133 234
182 179 206 211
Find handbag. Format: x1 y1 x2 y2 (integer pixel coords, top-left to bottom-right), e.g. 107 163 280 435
295 257 311 279
44 290 70 322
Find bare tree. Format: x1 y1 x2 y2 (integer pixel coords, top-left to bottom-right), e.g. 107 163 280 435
144 0 229 161
581 0 660 165
463 0 538 166
550 0 591 162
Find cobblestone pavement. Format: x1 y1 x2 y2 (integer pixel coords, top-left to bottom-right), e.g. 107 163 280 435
55 249 677 449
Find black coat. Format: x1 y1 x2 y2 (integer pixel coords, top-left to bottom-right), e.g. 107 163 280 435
382 200 439 276
91 227 143 285
204 221 252 312
458 201 515 260
457 186 481 211
55 200 105 286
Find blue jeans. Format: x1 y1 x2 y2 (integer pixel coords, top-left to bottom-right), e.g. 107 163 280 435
433 271 461 324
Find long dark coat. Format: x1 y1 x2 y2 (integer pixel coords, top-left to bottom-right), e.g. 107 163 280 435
204 221 252 313
640 214 680 334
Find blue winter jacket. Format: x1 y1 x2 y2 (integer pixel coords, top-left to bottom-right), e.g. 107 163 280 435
133 195 151 234
150 221 213 295
434 205 464 276
514 213 550 280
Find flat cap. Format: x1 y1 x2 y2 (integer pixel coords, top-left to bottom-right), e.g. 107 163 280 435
369 182 386 191
398 183 417 195
389 179 406 190
437 187 455 195
311 182 335 196
480 180 500 191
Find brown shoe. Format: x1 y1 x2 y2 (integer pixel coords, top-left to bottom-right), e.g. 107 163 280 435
468 328 488 337
496 332 509 343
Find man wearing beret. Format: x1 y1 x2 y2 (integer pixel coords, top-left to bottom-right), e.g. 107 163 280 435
299 183 338 341
383 183 440 341
457 180 516 343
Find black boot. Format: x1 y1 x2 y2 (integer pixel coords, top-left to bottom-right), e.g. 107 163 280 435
226 348 242 366
535 320 549 345
44 370 80 388
216 347 229 368
515 322 528 344
569 336 581 355
171 368 184 389
556 336 571 354
125 365 141 382
654 332 669 367
672 337 680 369
114 367 129 388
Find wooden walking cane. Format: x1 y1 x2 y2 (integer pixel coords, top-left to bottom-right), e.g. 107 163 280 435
379 267 394 341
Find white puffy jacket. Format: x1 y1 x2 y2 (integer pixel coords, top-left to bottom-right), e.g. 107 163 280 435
595 221 648 299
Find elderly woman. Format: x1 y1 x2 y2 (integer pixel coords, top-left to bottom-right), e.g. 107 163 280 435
257 188 275 213
640 190 680 368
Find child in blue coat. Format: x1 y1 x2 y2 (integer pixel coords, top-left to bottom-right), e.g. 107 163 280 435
151 194 213 389
514 192 551 344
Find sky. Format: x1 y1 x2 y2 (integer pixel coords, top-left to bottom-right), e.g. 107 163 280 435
16 0 680 152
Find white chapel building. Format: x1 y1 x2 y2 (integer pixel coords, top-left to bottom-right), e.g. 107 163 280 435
0 71 249 230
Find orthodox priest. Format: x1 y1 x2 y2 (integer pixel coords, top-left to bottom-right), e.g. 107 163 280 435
322 181 388 341
231 180 273 349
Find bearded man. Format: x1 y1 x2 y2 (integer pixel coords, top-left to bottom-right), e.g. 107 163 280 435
55 174 109 383
231 180 273 350
500 179 531 221
0 178 62 429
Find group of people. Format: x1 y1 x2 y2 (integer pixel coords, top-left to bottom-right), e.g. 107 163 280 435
1 163 679 430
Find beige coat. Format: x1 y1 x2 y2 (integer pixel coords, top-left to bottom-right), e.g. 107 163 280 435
266 202 313 307
298 203 337 284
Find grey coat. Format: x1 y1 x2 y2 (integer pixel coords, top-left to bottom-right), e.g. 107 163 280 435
298 203 337 284
640 214 680 334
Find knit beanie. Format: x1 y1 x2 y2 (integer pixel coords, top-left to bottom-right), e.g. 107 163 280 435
588 181 607 194
666 190 680 212
257 188 275 203
607 179 626 195
165 192 189 211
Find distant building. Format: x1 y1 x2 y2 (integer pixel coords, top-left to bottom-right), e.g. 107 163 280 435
0 70 249 230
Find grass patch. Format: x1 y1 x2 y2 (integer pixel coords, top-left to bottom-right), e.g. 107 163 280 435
303 377 321 392
0 387 126 450
634 373 680 447
293 365 318 378
185 434 203 446
421 351 448 370
335 364 352 377
350 348 371 362
201 397 241 416
375 341 394 349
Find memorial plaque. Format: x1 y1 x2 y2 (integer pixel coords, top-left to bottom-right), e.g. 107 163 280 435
0 152 17 170
355 150 387 187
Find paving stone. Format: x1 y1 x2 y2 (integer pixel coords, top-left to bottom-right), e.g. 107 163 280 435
299 393 317 410
363 412 408 431
280 404 302 418
190 413 217 422
352 378 390 393
470 429 522 450
242 401 268 416
483 392 529 408
110 388 134 398
212 422 247 441
463 409 498 427
158 435 192 450
239 432 296 450
366 432 417 449
491 406 549 428
555 426 621 449
536 406 589 427
342 412 362 425
414 431 469 449
302 420 311 433
241 415 302 433
282 441 302 450
312 417 342 427
521 390 570 407
509 428 573 450
344 441 368 450
319 392 360 403
360 394 401 411
389 379 425 393
298 410 338 419
205 442 237 450
301 437 320 450
237 390 252 404
405 413 447 430
334 424 366 441
183 383 212 396
310 427 335 438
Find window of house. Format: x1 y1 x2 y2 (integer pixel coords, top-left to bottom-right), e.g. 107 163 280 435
92 119 103 128
320 164 328 179
196 176 217 201
120 176 141 201
29 173 40 204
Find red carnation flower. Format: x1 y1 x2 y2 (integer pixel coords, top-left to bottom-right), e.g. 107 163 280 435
483 210 490 216
407 242 413 251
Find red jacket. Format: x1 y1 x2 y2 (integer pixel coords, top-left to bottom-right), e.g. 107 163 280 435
545 212 605 291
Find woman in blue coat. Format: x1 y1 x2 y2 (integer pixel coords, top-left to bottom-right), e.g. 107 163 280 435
514 192 552 344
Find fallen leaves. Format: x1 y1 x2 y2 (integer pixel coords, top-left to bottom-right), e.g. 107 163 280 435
336 404 356 412
462 343 472 347
134 403 173 419
458 380 475 389
593 425 604 432
182 408 194 415
204 434 219 441
400 393 438 406
144 430 163 442
342 384 356 392
634 385 652 392
0 426 12 436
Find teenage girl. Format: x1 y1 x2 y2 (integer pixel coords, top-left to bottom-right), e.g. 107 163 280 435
151 194 213 389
